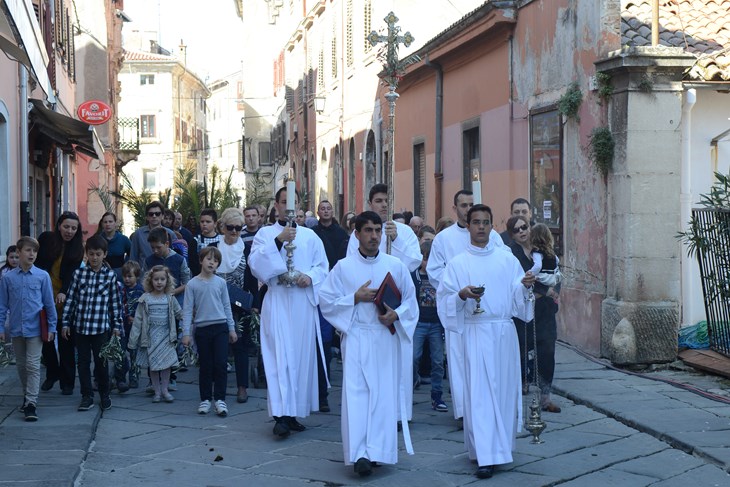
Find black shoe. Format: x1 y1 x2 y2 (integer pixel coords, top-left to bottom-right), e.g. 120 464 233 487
286 416 306 432
273 418 291 438
129 378 139 389
40 379 55 392
78 396 94 411
116 381 130 393
24 403 38 422
101 395 112 411
319 399 330 413
354 457 372 477
476 465 494 479
61 387 73 396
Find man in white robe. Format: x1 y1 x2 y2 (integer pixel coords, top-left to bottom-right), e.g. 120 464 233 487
427 190 504 421
437 204 534 480
321 211 418 477
249 187 329 438
347 184 421 421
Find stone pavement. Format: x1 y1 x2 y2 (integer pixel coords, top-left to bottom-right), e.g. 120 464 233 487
0 343 729 486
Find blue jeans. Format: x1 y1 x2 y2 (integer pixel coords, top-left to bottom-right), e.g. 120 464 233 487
412 321 444 397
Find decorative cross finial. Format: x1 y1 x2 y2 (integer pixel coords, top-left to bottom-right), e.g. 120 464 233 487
368 12 414 88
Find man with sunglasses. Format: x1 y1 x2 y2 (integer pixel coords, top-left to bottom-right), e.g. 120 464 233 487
129 201 178 265
500 198 533 247
426 190 504 425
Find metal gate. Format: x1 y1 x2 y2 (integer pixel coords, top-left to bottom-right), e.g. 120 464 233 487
693 208 730 356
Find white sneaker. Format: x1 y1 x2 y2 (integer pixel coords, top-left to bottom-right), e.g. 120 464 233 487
198 400 211 414
214 400 228 417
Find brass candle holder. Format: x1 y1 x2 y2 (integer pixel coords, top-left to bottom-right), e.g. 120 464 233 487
277 208 302 287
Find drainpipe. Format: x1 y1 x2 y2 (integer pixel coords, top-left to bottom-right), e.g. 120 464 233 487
680 88 696 327
19 65 30 236
424 54 443 221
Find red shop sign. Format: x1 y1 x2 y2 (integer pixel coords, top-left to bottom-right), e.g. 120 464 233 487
77 100 112 125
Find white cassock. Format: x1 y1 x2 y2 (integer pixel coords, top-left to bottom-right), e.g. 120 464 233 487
348 220 421 420
427 225 504 419
320 251 418 465
437 242 532 467
249 222 329 418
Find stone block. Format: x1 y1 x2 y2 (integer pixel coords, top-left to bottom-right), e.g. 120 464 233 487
601 298 679 363
607 256 680 301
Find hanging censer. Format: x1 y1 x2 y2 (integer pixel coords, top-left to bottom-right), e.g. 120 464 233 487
524 287 547 444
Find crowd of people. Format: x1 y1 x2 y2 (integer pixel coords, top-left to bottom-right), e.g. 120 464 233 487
0 184 562 481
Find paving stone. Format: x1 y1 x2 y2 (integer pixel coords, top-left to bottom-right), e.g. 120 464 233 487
569 417 638 437
613 449 704 480
558 468 657 486
516 434 668 478
649 464 730 486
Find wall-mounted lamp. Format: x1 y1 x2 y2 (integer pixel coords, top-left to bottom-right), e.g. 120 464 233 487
313 96 326 114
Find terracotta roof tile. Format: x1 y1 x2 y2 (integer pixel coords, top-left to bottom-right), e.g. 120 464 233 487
123 50 176 62
621 0 730 80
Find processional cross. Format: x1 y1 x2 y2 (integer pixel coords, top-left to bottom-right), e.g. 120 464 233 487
368 12 413 253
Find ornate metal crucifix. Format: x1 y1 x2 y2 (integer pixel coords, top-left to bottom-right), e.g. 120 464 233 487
368 12 413 253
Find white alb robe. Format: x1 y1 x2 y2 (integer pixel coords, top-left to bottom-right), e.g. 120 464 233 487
249 222 329 418
319 251 418 465
427 225 503 419
437 242 532 467
348 220 421 420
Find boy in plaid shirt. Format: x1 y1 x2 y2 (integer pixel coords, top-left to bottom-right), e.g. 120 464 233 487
61 235 123 411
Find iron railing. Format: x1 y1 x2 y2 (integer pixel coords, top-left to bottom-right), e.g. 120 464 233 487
117 117 140 151
693 208 730 356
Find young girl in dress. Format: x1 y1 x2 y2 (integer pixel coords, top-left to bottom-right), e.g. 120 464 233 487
528 223 561 287
128 265 182 403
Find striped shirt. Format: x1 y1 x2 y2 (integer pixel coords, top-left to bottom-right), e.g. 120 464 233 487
61 264 123 335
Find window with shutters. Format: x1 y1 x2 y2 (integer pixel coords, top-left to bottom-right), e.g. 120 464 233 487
413 142 426 217
346 0 353 67
259 142 272 166
363 0 372 54
331 17 337 79
462 124 480 190
140 115 156 138
317 48 324 89
238 139 244 171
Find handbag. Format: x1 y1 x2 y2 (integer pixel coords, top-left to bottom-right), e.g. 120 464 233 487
227 283 253 311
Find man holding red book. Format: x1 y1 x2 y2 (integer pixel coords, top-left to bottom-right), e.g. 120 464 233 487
320 211 418 477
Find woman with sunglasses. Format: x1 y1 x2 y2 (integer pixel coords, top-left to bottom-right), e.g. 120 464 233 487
216 208 254 404
506 215 561 413
36 211 84 395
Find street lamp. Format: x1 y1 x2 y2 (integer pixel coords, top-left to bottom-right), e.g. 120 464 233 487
313 96 326 114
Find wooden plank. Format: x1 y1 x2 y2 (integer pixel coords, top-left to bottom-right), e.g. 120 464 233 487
679 349 730 379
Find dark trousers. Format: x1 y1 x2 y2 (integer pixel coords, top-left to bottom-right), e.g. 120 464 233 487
76 331 110 398
42 328 76 390
514 296 558 391
195 323 229 401
317 340 332 403
231 310 252 388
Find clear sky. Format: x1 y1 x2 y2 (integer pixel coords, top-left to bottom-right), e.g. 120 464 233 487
123 0 244 81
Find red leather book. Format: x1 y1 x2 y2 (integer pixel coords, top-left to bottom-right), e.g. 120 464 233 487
373 272 401 335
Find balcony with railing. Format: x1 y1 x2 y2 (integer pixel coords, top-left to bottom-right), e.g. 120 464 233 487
115 117 141 168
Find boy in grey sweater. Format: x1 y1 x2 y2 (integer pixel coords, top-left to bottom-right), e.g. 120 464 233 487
182 247 237 417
